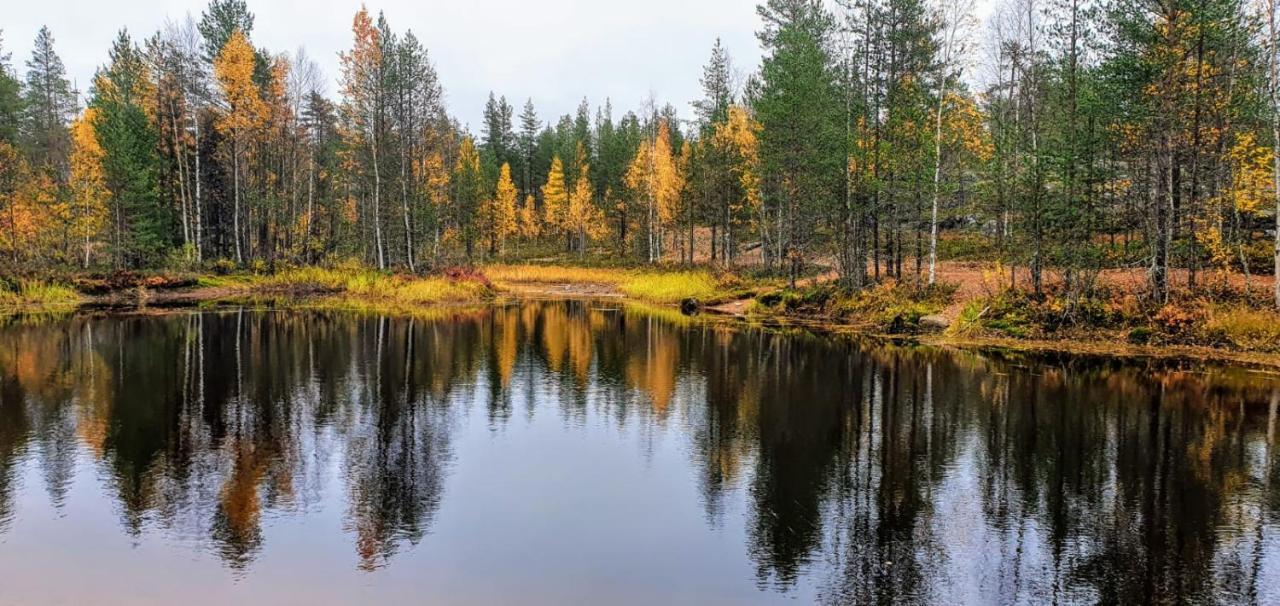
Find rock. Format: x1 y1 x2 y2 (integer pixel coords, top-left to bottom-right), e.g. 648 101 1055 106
919 314 950 332
680 297 701 316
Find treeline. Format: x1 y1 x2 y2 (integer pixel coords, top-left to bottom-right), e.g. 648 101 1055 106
0 0 1277 308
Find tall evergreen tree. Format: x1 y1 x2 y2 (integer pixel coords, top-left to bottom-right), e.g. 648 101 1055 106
22 26 77 178
92 30 171 268
755 0 843 283
0 32 25 147
198 0 255 63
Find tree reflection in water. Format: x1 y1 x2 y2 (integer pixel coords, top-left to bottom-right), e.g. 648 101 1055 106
0 302 1276 603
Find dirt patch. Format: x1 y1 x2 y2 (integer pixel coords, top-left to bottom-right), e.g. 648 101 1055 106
706 298 753 316
497 281 624 299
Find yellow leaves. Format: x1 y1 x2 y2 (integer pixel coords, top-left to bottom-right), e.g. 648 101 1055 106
339 6 382 135
542 155 568 232
420 150 451 207
1199 132 1273 271
213 29 266 139
518 194 541 238
712 104 763 211
265 56 292 126
938 92 992 163
1220 132 1273 216
0 141 64 261
625 120 684 226
69 108 110 258
455 136 480 176
566 162 607 242
489 163 519 248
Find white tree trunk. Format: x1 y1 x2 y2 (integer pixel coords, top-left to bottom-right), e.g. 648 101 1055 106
233 134 242 264
371 130 385 270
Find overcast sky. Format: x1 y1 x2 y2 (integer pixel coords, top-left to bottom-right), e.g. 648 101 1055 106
3 0 767 131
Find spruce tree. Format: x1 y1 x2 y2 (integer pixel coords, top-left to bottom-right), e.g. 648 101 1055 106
92 30 171 268
0 31 24 146
23 26 77 177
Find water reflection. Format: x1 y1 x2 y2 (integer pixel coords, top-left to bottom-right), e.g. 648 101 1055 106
0 302 1277 604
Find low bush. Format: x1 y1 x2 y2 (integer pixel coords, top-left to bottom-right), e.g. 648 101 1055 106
620 271 722 304
483 263 738 305
1201 305 1280 352
0 279 81 310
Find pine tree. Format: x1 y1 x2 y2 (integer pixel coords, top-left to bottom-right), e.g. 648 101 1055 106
755 1 843 284
518 98 540 198
23 26 77 179
0 31 22 145
694 38 733 125
198 0 255 63
92 30 170 268
451 135 484 258
482 92 515 171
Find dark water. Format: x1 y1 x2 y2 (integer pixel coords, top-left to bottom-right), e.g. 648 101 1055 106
0 302 1278 605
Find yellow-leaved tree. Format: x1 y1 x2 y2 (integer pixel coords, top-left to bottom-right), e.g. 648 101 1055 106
1200 132 1272 282
625 120 683 262
213 29 265 264
69 108 110 267
542 156 568 240
0 142 58 263
490 163 519 255
565 160 606 256
518 194 540 242
418 143 451 263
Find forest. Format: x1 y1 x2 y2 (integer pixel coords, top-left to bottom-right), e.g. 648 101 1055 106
0 0 1278 326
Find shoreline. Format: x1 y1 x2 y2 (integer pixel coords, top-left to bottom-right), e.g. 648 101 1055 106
5 275 1280 372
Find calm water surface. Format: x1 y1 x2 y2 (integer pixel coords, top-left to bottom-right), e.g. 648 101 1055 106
0 301 1278 605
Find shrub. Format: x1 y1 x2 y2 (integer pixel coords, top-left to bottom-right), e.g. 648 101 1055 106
1202 306 1280 352
1127 326 1154 344
1153 302 1203 338
620 271 721 304
0 279 81 309
211 258 238 275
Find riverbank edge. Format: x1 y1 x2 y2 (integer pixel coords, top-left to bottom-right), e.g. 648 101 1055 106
4 269 1280 371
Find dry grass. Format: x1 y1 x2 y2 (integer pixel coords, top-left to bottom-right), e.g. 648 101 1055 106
0 280 82 311
483 264 733 305
481 264 628 286
211 266 493 307
1203 305 1280 352
620 271 722 304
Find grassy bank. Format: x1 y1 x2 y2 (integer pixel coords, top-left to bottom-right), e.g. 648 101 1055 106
0 265 494 315
744 273 1280 360
482 263 755 305
948 289 1280 354
3 260 1278 366
198 266 495 311
0 279 83 312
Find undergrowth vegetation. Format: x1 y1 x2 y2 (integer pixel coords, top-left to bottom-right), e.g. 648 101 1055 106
949 282 1280 354
752 281 955 332
232 265 495 305
483 263 746 305
0 279 81 310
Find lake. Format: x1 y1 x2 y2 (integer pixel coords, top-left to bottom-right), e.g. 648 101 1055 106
0 301 1277 605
